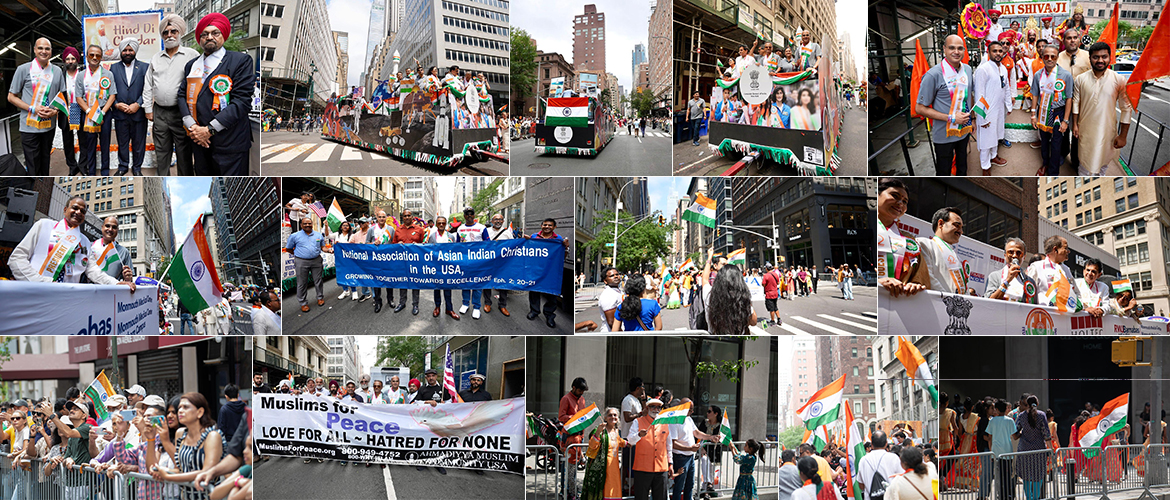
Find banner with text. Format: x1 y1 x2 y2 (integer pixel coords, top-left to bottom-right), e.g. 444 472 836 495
83 11 163 65
879 289 1170 336
0 281 160 335
255 394 524 473
334 239 565 294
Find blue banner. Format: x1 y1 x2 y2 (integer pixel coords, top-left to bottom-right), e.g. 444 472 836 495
333 239 564 295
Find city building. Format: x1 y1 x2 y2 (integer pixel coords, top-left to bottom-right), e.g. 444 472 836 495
255 335 329 386
631 43 646 87
404 177 439 222
327 336 363 384
574 178 649 281
784 338 815 429
647 0 671 112
838 32 858 83
681 177 714 267
636 62 650 91
428 336 525 399
55 177 174 278
0 337 76 404
528 336 778 440
382 0 509 104
154 2 175 14
873 336 938 440
1040 177 1170 316
209 178 282 287
490 177 526 230
604 72 620 111
1078 2 1160 28
365 0 389 77
175 0 262 67
731 177 874 271
365 35 395 94
257 0 339 118
815 337 876 424
573 4 605 74
334 30 349 93
519 49 575 119
893 177 1040 260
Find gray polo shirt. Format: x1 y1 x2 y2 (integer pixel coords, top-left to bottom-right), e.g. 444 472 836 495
916 62 975 144
687 98 704 119
1030 65 1073 111
9 61 66 134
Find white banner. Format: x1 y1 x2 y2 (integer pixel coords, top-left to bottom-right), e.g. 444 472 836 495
891 215 1003 297
254 394 525 473
745 275 765 302
880 289 1170 336
0 281 160 335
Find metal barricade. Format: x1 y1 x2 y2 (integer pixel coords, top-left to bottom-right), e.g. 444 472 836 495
526 445 563 500
60 463 122 500
563 442 589 500
123 469 211 500
1142 443 1170 488
1051 446 1107 500
997 449 1055 500
938 451 995 500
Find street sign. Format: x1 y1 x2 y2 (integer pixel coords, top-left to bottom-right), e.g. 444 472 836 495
605 243 615 247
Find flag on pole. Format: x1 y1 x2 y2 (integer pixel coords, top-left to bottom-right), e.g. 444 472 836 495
652 401 692 425
308 201 327 218
1078 393 1128 458
443 344 464 403
796 374 845 430
910 40 929 131
162 218 223 314
973 96 991 119
728 248 747 267
896 336 939 408
1097 3 1120 65
1112 279 1133 294
844 400 866 500
802 425 828 453
325 198 346 232
1125 4 1169 109
682 193 718 228
720 408 733 445
545 97 590 127
84 370 117 423
564 403 601 434
680 258 696 271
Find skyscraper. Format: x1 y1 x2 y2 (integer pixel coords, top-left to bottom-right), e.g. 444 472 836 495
365 0 389 80
631 43 646 88
572 4 605 75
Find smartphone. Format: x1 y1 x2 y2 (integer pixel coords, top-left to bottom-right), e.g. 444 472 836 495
149 416 165 428
120 410 137 421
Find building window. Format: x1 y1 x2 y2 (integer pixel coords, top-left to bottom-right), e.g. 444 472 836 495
1127 193 1139 209
851 347 857 358
867 366 874 376
854 385 860 394
261 24 280 38
1115 177 1124 192
261 47 275 61
1116 198 1126 213
261 3 284 16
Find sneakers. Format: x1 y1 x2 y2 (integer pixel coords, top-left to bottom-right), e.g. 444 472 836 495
473 309 481 319
339 291 349 300
1000 139 1013 148
352 291 359 300
459 305 469 314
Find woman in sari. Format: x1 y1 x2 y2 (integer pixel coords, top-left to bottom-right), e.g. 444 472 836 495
1103 424 1129 483
954 398 982 491
581 407 626 500
1012 396 1050 500
1070 413 1090 480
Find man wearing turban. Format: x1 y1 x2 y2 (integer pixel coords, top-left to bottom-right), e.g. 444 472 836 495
59 46 82 175
178 12 256 175
144 14 200 175
110 37 150 176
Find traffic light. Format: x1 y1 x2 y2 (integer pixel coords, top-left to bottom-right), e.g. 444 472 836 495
1111 337 1150 367
657 215 665 226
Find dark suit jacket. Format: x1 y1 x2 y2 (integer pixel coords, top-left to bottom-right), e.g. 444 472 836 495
178 50 255 154
110 60 149 122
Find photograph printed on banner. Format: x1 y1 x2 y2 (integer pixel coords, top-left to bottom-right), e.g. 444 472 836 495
0 335 253 500
253 336 525 499
877 177 1170 335
280 177 574 335
0 177 281 335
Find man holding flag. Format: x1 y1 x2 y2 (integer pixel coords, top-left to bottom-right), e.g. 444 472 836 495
1025 235 1082 311
7 38 65 176
77 44 117 176
559 377 591 498
973 40 1011 175
92 216 134 282
666 398 719 500
628 398 675 500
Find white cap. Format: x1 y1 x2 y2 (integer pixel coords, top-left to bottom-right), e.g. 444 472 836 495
125 385 146 397
646 398 664 407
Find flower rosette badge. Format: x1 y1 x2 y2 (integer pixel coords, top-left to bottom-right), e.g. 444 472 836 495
209 75 233 111
99 76 111 92
961 2 989 39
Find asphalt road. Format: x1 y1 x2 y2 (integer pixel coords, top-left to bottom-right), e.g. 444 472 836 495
575 281 878 335
258 456 523 500
283 278 573 335
164 299 256 335
1120 82 1170 174
259 131 507 176
509 128 673 176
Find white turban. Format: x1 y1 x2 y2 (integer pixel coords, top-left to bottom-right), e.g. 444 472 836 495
160 14 188 36
118 37 140 53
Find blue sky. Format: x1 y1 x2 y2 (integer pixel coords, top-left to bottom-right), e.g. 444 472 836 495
646 176 692 220
164 178 212 244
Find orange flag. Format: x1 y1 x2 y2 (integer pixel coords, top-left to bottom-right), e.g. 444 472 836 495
1125 3 1170 109
910 39 929 119
1097 3 1120 65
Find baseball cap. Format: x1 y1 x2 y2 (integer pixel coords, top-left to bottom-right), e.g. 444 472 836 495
105 395 127 409
424 368 437 375
12 399 28 408
66 400 91 418
59 416 74 427
137 395 166 409
124 385 146 397
645 398 664 407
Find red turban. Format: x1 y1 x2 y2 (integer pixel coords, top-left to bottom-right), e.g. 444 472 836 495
61 46 80 61
1041 16 1053 22
195 12 231 40
988 8 1001 15
998 30 1017 42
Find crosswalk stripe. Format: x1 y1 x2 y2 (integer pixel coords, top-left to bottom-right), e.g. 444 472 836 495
842 312 878 322
778 323 814 335
267 144 316 163
816 314 878 332
789 316 855 335
260 143 296 156
304 143 336 162
340 146 364 160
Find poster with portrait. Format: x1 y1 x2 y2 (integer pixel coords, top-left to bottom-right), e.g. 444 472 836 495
82 11 163 66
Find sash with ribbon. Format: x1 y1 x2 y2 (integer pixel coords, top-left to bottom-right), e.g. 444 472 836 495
26 60 56 130
790 107 814 129
387 389 405 404
799 45 814 70
82 67 111 133
31 220 86 282
1036 67 1064 133
932 236 968 294
757 102 788 128
209 75 233 111
186 62 205 125
762 53 781 74
1076 279 1107 308
1000 266 1037 303
940 61 973 137
371 224 391 244
878 221 920 281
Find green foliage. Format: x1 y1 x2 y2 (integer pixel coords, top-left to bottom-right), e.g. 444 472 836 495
1130 26 1155 48
510 29 539 100
695 359 759 383
188 30 246 54
374 337 430 378
450 179 504 224
0 338 13 402
629 88 654 118
582 209 674 272
777 425 807 451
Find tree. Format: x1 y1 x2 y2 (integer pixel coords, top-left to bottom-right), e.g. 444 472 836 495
1131 26 1154 49
778 425 807 451
374 337 430 379
451 178 505 224
629 88 654 118
681 337 759 440
581 209 674 272
0 338 12 402
510 29 539 103
600 88 612 106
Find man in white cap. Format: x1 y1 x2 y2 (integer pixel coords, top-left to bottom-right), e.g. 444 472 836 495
144 14 199 176
628 398 674 500
458 373 492 402
110 37 150 176
124 384 146 409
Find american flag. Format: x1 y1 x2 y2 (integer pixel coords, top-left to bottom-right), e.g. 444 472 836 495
308 201 327 218
442 344 464 403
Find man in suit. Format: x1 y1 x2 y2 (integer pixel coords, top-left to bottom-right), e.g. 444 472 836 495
110 37 149 176
179 13 255 175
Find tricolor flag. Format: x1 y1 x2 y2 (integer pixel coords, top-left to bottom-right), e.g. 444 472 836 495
973 96 991 119
308 201 327 218
719 408 733 445
682 192 718 228
796 374 845 430
84 370 117 422
728 248 747 267
50 92 69 116
1044 272 1082 312
1112 279 1133 295
896 336 939 408
93 241 122 274
802 425 828 453
680 258 696 271
1078 393 1128 458
844 401 866 500
325 198 346 232
1124 5 1169 109
652 401 692 425
564 402 600 435
162 218 223 314
442 344 464 403
545 97 589 127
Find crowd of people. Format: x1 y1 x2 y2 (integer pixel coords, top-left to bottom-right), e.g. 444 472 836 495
265 114 319 134
777 429 938 500
286 192 568 328
0 383 251 500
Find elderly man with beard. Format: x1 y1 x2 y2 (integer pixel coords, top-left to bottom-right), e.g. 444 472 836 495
110 38 149 176
144 15 199 176
10 195 134 291
59 47 82 175
458 373 492 402
179 13 256 175
628 398 675 500
7 38 65 176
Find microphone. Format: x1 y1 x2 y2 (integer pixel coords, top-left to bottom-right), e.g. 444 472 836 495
1012 258 1023 283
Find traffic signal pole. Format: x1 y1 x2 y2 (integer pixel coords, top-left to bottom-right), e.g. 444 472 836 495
1149 337 1166 485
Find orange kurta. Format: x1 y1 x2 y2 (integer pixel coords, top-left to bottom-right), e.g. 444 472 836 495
587 429 626 500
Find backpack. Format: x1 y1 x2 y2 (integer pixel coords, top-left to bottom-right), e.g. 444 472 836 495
688 285 708 331
868 468 889 500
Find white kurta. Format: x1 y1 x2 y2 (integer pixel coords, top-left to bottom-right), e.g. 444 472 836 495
973 60 1010 148
1072 69 1133 174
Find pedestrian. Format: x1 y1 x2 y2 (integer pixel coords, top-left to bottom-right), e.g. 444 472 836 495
1014 396 1050 500
615 275 661 331
110 37 149 176
252 291 281 334
986 400 1017 500
1071 42 1133 175
217 384 246 442
561 377 590 498
778 450 802 500
458 373 492 402
639 117 646 137
526 218 569 328
792 456 841 500
702 257 757 335
855 431 902 500
287 217 329 312
884 447 936 500
152 393 225 486
8 38 65 176
582 407 627 500
762 263 780 327
914 34 974 176
333 221 357 300
687 92 705 145
390 209 426 314
668 397 717 500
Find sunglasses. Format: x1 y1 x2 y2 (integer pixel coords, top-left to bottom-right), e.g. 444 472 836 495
200 30 223 39
1042 55 1057 60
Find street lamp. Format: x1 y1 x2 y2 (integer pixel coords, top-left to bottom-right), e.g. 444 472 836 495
612 178 642 270
308 62 318 116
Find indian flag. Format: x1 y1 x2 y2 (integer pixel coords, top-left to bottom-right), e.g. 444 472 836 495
719 408 733 445
802 425 828 453
325 198 345 233
1112 279 1133 294
728 248 747 267
50 92 69 116
564 403 600 435
1078 393 1128 458
1044 272 1082 312
844 401 867 500
973 96 990 119
84 370 116 422
896 336 939 408
796 374 845 430
93 241 122 274
680 258 696 271
545 97 589 127
163 218 223 314
652 401 692 425
682 192 718 228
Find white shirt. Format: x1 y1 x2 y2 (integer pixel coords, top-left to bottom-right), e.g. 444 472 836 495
143 46 200 111
484 225 514 241
1075 278 1110 309
669 417 699 456
287 198 307 222
9 219 119 285
620 394 642 438
201 46 226 81
122 61 135 86
456 222 486 242
1026 256 1081 306
855 449 905 500
597 286 622 333
253 306 281 334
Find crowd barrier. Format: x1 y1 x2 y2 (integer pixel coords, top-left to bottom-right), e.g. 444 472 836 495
527 440 778 500
939 444 1170 500
0 455 214 500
